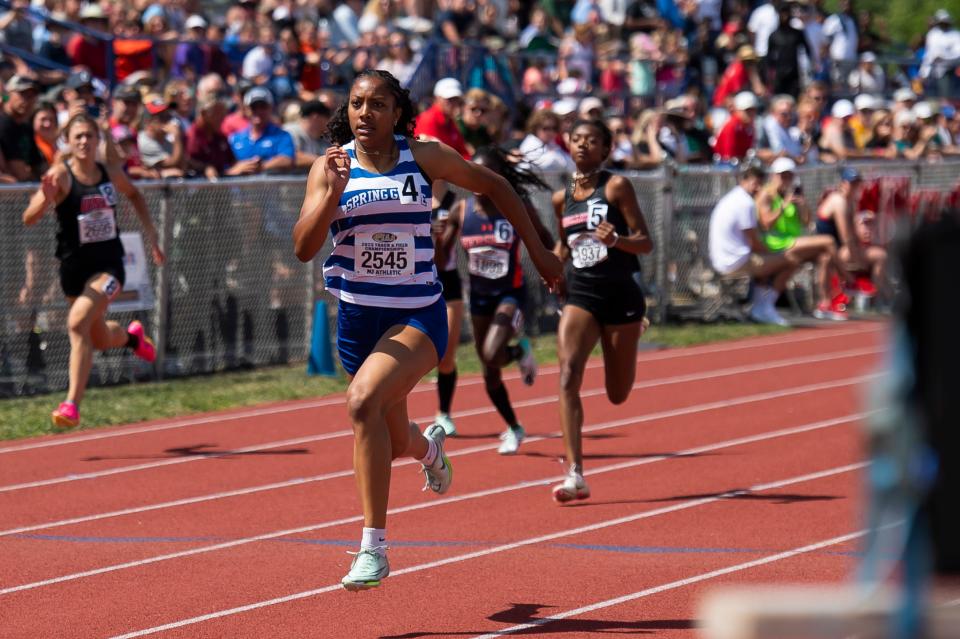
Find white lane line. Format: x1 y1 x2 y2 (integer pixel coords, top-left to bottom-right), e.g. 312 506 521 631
0 409 870 595
0 324 881 455
0 363 873 538
0 347 880 494
470 529 870 638
106 462 869 639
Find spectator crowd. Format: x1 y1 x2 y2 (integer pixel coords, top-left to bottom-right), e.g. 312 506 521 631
0 0 957 184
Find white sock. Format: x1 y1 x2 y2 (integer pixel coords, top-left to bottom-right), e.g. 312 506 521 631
360 527 387 553
752 285 770 306
766 288 780 308
418 436 439 468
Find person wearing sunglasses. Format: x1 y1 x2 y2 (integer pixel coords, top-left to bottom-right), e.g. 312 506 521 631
456 88 495 156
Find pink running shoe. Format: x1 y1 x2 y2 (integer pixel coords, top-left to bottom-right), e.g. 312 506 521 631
127 321 156 363
51 401 80 429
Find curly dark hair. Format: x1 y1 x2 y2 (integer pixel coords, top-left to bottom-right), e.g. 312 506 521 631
326 70 417 146
473 145 550 204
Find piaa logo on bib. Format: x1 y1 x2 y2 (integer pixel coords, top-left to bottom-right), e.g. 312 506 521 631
373 232 397 242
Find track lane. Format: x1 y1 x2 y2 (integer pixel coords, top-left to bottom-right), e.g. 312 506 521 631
2 409 865 636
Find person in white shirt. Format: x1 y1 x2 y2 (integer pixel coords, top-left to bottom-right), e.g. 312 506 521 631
920 9 960 94
849 51 886 93
822 0 859 83
747 0 779 57
758 94 805 163
708 163 796 325
518 108 575 174
802 4 826 78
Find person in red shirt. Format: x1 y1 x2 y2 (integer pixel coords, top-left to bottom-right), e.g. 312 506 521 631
413 77 469 158
713 91 759 162
66 5 110 79
186 95 259 179
713 45 766 108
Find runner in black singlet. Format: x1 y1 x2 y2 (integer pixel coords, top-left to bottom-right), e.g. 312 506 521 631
552 119 653 503
21 113 165 429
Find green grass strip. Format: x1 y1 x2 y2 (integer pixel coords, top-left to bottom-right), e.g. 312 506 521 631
0 323 787 441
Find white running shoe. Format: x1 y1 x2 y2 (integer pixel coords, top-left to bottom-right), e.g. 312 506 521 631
434 412 457 437
421 424 453 494
497 425 525 455
341 548 389 591
750 293 790 326
552 466 590 504
517 338 537 386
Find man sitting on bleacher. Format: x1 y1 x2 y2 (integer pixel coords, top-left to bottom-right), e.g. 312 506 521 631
708 163 796 326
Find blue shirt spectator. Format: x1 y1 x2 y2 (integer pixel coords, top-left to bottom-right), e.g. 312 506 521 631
229 121 295 161
657 0 685 29
228 87 295 170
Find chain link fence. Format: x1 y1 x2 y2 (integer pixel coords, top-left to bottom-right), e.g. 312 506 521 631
2 159 958 397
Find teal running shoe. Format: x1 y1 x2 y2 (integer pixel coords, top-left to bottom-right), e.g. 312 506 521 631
434 412 457 437
341 548 389 591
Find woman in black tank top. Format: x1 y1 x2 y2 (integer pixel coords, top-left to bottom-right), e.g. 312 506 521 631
21 114 165 429
550 119 654 504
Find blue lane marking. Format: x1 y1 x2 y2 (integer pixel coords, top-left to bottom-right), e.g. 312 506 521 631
553 543 863 557
6 534 863 557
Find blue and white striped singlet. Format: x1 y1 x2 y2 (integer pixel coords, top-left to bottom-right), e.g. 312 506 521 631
323 135 441 308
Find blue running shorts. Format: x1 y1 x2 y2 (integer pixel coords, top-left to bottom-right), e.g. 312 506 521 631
336 298 448 376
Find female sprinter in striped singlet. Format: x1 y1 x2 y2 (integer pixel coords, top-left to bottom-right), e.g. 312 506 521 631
454 146 554 454
21 113 164 429
552 119 652 504
430 186 463 436
293 70 562 591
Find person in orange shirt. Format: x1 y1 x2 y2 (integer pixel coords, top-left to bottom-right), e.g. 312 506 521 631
33 102 59 172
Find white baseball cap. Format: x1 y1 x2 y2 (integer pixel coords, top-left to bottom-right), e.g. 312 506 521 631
185 15 208 30
579 97 604 115
733 91 759 111
433 78 463 100
860 51 877 63
894 110 917 127
831 99 855 119
913 101 937 120
79 4 106 20
557 77 579 96
552 98 579 117
770 157 797 174
854 94 881 111
894 87 918 103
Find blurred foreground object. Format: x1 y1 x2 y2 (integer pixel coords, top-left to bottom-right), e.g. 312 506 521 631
700 210 960 638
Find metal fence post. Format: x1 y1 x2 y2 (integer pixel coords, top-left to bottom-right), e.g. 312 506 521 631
656 164 675 324
153 183 172 380
305 254 317 362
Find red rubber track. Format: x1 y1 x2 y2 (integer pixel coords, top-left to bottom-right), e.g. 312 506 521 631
0 322 885 638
